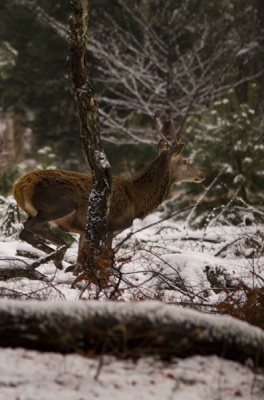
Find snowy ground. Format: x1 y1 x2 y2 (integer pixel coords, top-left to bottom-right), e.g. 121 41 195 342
0 199 264 399
1 209 263 304
0 348 263 400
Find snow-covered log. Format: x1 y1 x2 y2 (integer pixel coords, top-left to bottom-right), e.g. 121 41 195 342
0 247 68 281
0 262 48 281
0 300 263 367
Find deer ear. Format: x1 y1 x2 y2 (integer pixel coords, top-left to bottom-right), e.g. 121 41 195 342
158 139 169 154
170 143 185 157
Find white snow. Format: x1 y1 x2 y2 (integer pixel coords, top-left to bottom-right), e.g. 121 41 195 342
94 149 111 169
0 208 264 399
0 349 263 400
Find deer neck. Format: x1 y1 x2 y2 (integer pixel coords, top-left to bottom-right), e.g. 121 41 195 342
130 152 171 219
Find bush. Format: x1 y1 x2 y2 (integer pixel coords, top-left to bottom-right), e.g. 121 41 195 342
0 164 20 196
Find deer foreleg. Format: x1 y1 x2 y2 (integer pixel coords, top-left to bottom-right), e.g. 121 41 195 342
66 232 114 276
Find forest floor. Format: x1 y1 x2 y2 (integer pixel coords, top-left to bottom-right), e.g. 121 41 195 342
0 206 264 399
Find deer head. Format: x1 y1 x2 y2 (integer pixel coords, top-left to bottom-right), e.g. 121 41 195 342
154 115 205 184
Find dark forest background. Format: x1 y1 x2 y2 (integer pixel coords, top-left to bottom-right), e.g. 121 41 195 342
0 0 264 224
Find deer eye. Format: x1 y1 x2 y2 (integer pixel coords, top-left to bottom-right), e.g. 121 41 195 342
183 159 188 166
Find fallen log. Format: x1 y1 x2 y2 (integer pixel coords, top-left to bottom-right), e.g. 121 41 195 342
0 246 68 281
0 260 48 281
0 300 263 367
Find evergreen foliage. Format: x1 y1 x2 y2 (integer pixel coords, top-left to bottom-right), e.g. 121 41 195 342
185 86 264 211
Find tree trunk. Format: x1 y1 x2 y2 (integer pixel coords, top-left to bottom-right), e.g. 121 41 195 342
252 0 264 110
67 0 113 281
0 300 263 367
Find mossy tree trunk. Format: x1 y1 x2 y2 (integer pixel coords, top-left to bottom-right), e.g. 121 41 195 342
67 0 113 280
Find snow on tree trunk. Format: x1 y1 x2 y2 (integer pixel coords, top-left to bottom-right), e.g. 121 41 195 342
67 0 113 281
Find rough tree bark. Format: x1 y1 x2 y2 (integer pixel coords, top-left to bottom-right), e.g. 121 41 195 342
67 0 113 280
0 300 264 368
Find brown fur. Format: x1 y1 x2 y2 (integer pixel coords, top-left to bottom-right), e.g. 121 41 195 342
13 143 205 271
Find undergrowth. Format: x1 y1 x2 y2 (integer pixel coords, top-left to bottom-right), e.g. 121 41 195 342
218 282 264 330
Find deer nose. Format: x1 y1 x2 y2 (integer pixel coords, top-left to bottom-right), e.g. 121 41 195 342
195 173 205 182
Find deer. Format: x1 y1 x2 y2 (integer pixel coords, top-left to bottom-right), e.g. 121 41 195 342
13 117 205 273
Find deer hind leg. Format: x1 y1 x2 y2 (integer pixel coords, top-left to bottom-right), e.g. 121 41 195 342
19 226 66 270
19 223 59 253
20 206 75 269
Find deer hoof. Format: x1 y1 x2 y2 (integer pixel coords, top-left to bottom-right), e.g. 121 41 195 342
65 264 82 276
65 264 74 273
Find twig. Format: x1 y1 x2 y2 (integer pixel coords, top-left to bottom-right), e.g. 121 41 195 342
30 246 66 269
114 206 195 252
214 237 242 257
185 167 226 229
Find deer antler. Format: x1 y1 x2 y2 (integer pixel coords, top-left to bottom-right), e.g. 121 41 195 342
169 117 180 144
153 115 173 149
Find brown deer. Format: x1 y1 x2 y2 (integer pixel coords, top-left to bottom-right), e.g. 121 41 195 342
13 117 205 272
